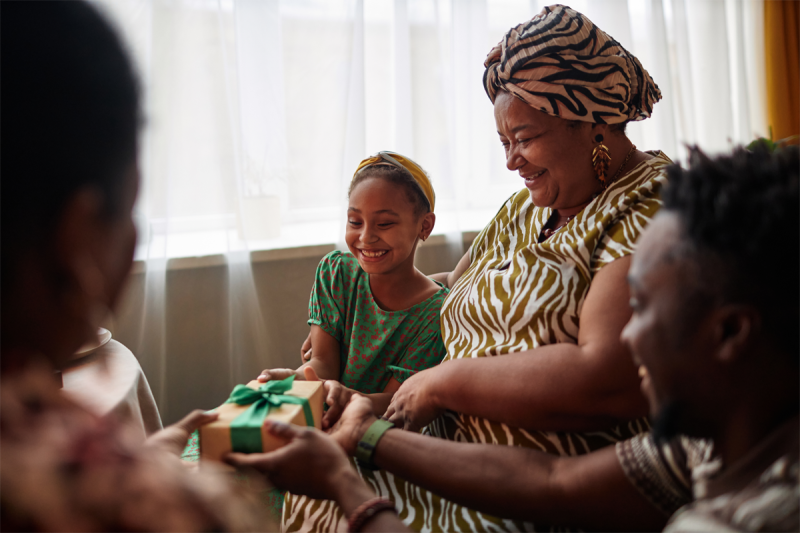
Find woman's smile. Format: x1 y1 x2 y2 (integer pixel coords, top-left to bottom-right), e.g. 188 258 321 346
521 169 547 189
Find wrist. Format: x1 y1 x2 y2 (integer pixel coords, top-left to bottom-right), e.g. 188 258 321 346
354 415 378 445
354 419 394 470
330 468 375 513
425 365 449 410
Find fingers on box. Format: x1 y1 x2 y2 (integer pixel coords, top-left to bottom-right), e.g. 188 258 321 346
199 379 324 463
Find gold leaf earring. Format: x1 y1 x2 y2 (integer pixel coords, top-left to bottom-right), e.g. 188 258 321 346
592 134 611 188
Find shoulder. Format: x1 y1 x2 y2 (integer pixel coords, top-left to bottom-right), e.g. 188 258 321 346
665 447 798 532
588 151 673 270
606 150 671 199
504 189 534 216
401 280 448 318
425 281 449 308
469 189 534 260
484 189 534 225
317 250 361 276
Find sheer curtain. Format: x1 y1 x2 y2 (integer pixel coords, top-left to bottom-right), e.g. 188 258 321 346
94 0 766 418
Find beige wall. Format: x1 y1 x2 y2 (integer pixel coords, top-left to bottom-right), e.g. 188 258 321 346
112 234 474 425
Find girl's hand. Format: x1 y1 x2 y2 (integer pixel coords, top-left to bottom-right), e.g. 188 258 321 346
302 366 354 430
321 380 357 430
300 331 312 363
145 409 219 457
257 368 299 383
383 368 444 432
225 421 355 501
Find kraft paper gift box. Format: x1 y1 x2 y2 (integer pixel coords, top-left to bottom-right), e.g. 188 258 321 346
200 375 323 462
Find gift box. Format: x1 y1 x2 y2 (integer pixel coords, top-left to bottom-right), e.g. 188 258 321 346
200 376 323 462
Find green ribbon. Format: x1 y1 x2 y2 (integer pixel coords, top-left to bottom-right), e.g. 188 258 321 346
225 375 314 453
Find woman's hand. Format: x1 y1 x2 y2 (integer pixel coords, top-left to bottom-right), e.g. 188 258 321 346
225 421 355 501
145 409 219 457
383 368 444 432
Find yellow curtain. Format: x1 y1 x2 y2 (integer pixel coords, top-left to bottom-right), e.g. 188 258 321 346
765 0 800 141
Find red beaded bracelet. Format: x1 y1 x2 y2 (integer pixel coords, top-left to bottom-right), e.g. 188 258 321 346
347 497 397 532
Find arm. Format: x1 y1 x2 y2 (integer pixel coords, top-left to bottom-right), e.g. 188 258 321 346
302 325 340 380
307 330 403 413
226 419 407 533
387 256 649 432
373 428 665 530
429 250 471 289
260 325 340 382
317 374 401 428
332 397 666 531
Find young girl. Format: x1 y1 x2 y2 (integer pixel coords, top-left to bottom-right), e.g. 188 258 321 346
257 151 448 418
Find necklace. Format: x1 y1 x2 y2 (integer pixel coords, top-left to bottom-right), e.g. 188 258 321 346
539 214 575 242
606 144 637 188
539 145 637 242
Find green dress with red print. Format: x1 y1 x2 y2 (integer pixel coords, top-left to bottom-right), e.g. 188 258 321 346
309 251 448 392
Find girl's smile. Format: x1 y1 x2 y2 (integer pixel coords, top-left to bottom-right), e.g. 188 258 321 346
346 177 431 278
358 249 389 260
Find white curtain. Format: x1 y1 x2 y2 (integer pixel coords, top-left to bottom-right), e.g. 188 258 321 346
94 0 766 417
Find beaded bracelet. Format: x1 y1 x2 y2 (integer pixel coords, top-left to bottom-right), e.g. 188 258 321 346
347 497 397 533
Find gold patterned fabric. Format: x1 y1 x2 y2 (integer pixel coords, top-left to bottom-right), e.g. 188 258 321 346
283 153 671 533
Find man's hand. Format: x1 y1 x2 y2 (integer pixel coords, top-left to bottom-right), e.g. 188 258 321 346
383 368 444 432
225 421 355 501
328 394 378 455
145 409 219 456
257 368 299 383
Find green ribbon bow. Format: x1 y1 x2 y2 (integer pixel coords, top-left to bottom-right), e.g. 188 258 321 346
225 375 314 453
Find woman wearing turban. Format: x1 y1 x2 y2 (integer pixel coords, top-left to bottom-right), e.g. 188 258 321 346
282 5 671 531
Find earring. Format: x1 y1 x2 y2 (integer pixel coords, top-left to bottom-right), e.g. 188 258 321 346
592 134 611 188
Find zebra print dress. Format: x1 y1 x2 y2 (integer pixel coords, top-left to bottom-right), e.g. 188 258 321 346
283 152 671 533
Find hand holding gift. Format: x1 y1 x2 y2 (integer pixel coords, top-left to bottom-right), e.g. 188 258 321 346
200 375 323 462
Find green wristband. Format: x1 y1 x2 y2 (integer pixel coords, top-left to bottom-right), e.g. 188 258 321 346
354 419 394 470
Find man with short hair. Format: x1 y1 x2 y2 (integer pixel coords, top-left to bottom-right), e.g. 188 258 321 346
234 146 799 532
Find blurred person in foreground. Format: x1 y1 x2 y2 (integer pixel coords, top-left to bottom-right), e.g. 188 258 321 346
234 145 799 532
0 2 407 531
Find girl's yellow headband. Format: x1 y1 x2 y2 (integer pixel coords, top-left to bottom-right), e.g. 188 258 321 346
353 151 435 212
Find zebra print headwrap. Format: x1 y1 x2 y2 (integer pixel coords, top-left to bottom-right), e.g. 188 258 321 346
483 4 661 124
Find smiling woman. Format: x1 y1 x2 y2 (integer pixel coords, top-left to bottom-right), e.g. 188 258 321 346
283 6 675 532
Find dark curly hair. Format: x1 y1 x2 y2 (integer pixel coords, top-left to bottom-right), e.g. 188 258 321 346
663 145 799 357
1 0 141 255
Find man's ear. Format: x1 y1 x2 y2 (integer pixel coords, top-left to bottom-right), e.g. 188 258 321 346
419 212 436 241
54 188 107 301
714 304 760 363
